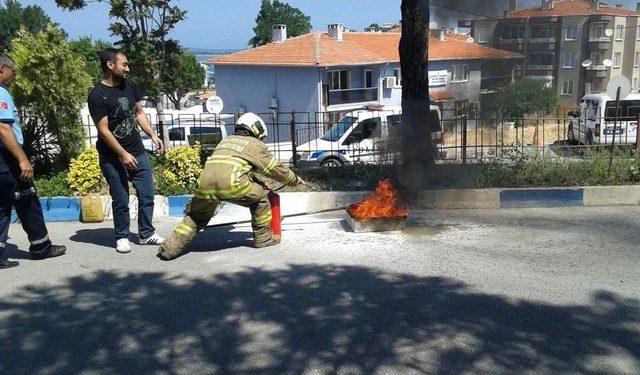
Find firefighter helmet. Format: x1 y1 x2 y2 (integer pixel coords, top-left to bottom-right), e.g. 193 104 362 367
236 112 268 140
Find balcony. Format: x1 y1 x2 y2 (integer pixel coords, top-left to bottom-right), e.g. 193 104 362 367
529 37 556 43
480 76 512 93
589 36 612 43
586 69 608 79
586 64 607 71
325 87 378 106
528 65 554 71
588 41 612 50
498 37 524 44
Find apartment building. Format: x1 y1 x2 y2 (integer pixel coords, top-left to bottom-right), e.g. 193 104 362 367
460 0 640 111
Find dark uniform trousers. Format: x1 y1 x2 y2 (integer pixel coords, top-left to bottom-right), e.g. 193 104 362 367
0 163 51 254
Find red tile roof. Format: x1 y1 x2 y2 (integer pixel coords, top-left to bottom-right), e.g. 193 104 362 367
208 32 523 67
430 91 454 101
504 0 637 18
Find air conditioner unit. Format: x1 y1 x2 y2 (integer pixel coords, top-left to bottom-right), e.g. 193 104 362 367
267 97 278 109
383 76 397 89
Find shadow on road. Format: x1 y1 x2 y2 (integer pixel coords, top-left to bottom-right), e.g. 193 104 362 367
0 265 638 373
188 227 253 252
69 228 117 249
3 243 30 259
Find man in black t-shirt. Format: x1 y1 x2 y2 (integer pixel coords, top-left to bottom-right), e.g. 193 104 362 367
88 48 165 253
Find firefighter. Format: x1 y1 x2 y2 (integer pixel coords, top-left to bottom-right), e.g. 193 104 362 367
158 112 307 260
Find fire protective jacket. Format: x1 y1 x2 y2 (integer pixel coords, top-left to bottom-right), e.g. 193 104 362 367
195 135 297 200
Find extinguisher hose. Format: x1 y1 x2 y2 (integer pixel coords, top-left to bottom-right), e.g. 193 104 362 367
204 206 348 229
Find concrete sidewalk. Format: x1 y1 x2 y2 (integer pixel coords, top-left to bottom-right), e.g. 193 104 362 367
1 206 640 374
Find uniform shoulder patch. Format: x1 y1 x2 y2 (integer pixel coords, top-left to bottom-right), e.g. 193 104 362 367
0 102 8 110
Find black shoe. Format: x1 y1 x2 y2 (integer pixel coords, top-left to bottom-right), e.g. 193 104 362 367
30 245 66 260
0 259 19 269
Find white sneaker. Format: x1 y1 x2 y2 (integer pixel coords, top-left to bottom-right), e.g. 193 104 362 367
116 239 132 254
139 233 165 245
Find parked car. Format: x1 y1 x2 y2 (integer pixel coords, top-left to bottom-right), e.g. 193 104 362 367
294 105 446 167
143 122 229 153
568 92 640 146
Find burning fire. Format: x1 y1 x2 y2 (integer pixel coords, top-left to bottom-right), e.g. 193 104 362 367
347 179 408 221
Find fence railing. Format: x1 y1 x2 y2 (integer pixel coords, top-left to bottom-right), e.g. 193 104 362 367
78 108 640 167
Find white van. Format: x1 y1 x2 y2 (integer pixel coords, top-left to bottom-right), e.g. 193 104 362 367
568 92 640 146
294 105 445 167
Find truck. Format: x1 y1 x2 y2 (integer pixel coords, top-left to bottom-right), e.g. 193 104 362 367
567 92 640 146
294 105 445 167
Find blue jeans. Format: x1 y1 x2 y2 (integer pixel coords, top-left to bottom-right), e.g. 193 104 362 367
99 152 155 240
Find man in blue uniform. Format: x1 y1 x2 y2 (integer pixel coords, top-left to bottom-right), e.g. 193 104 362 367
0 53 66 269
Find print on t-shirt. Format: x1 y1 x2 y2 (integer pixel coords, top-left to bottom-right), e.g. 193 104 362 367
113 97 136 139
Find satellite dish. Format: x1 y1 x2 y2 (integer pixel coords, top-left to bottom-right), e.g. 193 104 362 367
605 28 614 37
606 75 631 99
581 59 593 68
466 36 475 43
603 59 614 68
205 95 224 115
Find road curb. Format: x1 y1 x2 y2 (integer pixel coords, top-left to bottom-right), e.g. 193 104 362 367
16 185 640 222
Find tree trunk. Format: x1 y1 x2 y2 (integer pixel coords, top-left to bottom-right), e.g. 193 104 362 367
397 0 433 201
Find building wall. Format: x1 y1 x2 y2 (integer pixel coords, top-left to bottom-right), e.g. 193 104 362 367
623 16 640 92
557 15 589 109
215 65 320 117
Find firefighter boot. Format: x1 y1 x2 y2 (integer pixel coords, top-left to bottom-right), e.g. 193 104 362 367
157 217 198 261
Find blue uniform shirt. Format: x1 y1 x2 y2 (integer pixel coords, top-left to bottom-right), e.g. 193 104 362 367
0 84 22 173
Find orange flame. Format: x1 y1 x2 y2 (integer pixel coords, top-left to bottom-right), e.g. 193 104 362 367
347 179 408 221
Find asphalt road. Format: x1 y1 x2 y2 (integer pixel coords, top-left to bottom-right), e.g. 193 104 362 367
1 206 639 374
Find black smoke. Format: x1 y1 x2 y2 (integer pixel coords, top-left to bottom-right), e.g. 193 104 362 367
430 0 543 27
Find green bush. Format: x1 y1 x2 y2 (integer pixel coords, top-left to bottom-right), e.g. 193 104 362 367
35 171 71 198
67 147 104 195
154 145 203 196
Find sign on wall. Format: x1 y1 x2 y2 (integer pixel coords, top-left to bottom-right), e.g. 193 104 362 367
429 70 448 87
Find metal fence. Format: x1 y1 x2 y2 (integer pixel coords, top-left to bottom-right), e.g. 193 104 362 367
79 107 640 166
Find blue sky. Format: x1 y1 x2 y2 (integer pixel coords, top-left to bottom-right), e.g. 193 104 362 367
18 0 640 50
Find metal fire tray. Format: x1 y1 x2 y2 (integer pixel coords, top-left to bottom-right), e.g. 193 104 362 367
345 211 407 233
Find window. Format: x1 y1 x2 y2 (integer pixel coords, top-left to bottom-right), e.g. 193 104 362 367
454 100 468 117
532 25 553 39
563 52 575 68
393 68 402 86
505 27 524 39
530 53 554 66
168 128 185 141
634 78 638 91
635 52 639 67
637 25 640 40
328 70 349 90
613 52 622 68
345 117 381 144
615 24 624 40
565 25 577 40
452 65 469 82
364 70 374 88
593 24 605 38
477 29 488 42
591 51 603 65
562 80 574 95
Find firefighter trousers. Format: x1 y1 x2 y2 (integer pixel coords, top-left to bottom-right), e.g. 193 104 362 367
187 182 273 244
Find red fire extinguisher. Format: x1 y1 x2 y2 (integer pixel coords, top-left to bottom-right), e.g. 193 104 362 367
268 191 282 239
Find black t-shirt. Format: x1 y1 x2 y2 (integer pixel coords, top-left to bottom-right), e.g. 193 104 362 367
87 80 145 157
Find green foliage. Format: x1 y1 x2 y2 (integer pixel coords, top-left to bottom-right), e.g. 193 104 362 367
487 79 558 123
55 0 187 103
35 171 71 198
162 51 206 109
67 147 104 195
69 37 113 83
249 0 312 47
0 0 56 52
155 145 203 196
10 25 92 174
